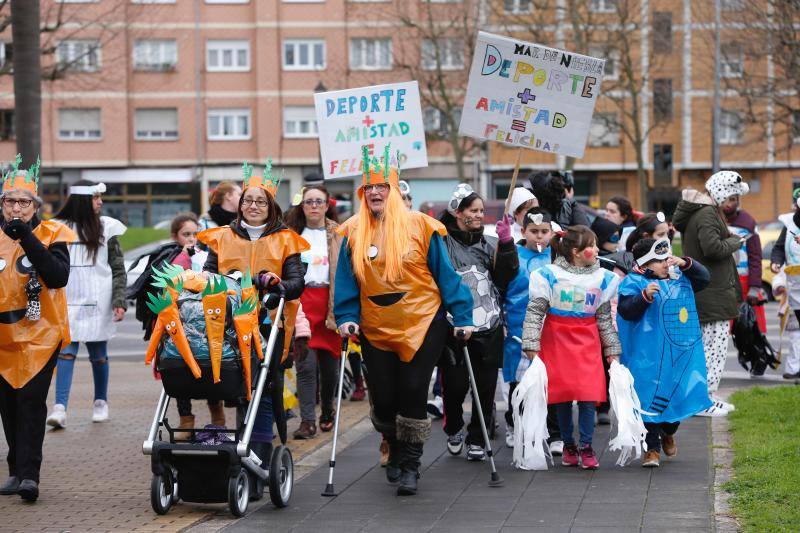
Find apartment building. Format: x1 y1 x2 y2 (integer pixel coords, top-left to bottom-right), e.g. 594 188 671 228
0 0 796 225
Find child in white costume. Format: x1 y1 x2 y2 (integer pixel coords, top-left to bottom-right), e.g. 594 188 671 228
772 269 800 379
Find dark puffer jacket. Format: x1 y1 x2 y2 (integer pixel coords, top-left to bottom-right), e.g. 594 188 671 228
673 189 742 323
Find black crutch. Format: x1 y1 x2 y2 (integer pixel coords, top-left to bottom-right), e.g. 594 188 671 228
322 325 355 497
457 329 504 487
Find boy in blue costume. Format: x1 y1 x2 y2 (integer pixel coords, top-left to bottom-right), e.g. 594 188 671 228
502 207 560 451
617 238 712 467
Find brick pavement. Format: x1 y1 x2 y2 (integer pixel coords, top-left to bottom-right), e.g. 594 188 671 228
0 360 370 533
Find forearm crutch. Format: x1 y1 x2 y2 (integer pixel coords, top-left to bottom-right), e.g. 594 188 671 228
458 329 504 487
322 326 354 497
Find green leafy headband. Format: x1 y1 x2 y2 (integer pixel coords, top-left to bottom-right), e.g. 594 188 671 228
2 154 41 190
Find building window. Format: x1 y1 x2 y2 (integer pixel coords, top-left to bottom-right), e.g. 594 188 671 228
135 108 178 140
653 78 673 122
720 110 743 145
792 110 800 144
206 0 249 3
206 40 250 72
652 11 672 54
421 39 464 70
423 107 462 134
207 108 250 140
283 106 318 138
590 46 617 80
283 40 325 70
589 0 616 13
58 108 102 140
133 40 177 71
0 42 12 73
56 40 101 72
588 112 620 147
721 0 744 10
721 43 743 78
0 110 14 141
349 38 392 70
504 0 532 13
653 144 673 187
130 0 176 3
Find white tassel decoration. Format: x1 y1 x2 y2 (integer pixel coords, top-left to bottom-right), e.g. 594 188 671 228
607 360 651 466
511 357 552 470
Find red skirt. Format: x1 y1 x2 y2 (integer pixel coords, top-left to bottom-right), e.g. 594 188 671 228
300 286 341 357
539 314 606 404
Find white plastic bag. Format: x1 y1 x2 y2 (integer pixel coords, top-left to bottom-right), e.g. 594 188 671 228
607 359 650 466
511 357 552 470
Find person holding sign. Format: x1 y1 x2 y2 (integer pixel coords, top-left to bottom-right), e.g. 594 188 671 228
334 146 473 496
437 184 518 462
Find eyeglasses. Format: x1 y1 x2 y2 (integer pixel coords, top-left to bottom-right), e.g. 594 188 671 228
364 184 389 193
242 198 268 208
2 198 33 208
303 199 326 207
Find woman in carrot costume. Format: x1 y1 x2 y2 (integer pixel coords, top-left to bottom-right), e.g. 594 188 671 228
198 159 308 466
0 155 75 502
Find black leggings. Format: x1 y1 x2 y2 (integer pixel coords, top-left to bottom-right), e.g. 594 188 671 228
361 319 448 421
0 350 57 482
176 398 220 417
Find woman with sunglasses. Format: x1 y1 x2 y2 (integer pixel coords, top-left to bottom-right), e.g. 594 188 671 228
0 157 75 501
284 185 346 439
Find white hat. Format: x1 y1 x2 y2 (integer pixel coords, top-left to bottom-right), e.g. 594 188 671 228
447 183 474 215
705 171 749 205
508 187 536 214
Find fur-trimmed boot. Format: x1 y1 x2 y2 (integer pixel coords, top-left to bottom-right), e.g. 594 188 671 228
372 412 400 484
396 415 431 496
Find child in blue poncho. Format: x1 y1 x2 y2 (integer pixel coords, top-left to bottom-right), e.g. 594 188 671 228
617 237 712 468
502 207 558 451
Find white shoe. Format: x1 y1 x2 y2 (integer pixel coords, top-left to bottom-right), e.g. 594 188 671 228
695 404 728 417
549 440 564 456
46 404 67 429
92 400 109 422
505 428 514 448
712 396 735 412
426 395 444 419
466 444 486 461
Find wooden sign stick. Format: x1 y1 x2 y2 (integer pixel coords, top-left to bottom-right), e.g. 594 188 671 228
503 147 524 217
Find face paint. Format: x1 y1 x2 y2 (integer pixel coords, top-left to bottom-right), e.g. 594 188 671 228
464 216 473 226
583 248 595 259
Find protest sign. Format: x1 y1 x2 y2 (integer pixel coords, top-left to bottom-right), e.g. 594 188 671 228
313 81 428 180
459 31 605 160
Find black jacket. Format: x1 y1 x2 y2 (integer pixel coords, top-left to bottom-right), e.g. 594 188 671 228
557 198 590 228
1 216 70 289
203 221 306 301
126 241 184 338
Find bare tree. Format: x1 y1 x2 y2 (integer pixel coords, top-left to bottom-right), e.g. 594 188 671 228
10 0 41 165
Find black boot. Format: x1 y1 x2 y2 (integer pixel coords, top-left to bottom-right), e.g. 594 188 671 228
385 439 401 484
396 415 430 497
0 476 19 495
18 479 38 502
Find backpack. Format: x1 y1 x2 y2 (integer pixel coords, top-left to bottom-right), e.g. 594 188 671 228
732 302 780 376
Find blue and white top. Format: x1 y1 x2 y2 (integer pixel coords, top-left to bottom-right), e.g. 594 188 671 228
529 261 620 318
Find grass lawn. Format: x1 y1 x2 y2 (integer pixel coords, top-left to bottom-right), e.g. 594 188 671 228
725 385 800 531
119 227 169 252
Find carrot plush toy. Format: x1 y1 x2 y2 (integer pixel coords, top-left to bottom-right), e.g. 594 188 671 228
240 270 264 361
233 296 258 399
202 275 228 383
144 286 202 379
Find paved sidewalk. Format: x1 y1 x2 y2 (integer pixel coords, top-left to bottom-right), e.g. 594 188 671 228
228 415 714 533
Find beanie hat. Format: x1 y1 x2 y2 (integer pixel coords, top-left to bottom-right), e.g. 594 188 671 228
591 216 621 246
705 170 749 205
508 187 536 215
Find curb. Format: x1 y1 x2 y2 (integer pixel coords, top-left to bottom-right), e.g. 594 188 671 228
711 387 740 532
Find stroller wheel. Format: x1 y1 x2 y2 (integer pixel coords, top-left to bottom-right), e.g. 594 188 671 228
269 445 293 508
228 469 250 517
150 473 174 515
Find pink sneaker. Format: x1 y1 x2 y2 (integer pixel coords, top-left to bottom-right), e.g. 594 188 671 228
580 445 599 469
561 444 579 466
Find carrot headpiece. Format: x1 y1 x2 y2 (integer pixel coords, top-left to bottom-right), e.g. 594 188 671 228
2 154 41 196
243 158 282 197
359 144 400 195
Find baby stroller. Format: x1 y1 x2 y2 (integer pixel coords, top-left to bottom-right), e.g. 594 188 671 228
141 268 293 517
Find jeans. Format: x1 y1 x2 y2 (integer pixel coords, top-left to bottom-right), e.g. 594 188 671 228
644 421 680 452
55 341 109 407
295 348 338 423
554 401 596 447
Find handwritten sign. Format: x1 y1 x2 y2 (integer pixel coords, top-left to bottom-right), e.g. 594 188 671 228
459 31 605 159
314 81 428 179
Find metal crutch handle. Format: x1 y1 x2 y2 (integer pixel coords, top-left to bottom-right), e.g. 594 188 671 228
322 324 356 497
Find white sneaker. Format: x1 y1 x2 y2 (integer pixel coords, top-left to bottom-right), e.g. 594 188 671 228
426 395 444 419
92 400 109 422
712 396 735 412
549 440 564 456
46 404 67 429
466 444 486 461
695 404 728 417
505 428 514 448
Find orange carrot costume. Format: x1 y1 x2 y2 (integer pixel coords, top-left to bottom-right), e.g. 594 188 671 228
144 286 202 379
202 275 228 383
233 296 258 400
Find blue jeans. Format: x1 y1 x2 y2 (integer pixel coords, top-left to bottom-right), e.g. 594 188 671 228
554 401 596 447
55 341 109 407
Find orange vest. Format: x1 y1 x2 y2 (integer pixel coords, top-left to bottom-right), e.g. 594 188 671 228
339 211 446 362
198 226 310 361
0 220 76 388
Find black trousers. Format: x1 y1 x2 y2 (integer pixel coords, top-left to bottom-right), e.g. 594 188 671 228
361 319 448 422
644 421 680 452
440 327 502 447
505 381 562 442
0 350 58 483
176 398 219 417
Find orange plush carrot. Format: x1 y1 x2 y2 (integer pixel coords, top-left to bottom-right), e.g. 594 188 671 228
145 290 202 379
240 270 264 360
233 296 258 400
202 276 228 383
